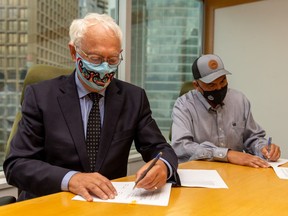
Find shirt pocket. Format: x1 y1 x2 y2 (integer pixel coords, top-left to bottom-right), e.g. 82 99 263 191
230 120 245 151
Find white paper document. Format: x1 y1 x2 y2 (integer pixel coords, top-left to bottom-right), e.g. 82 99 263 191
268 158 288 168
268 158 288 179
273 167 288 179
72 182 172 206
178 169 228 188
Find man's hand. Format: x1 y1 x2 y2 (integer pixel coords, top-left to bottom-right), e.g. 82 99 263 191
134 159 168 190
261 144 281 161
68 172 117 202
227 150 270 168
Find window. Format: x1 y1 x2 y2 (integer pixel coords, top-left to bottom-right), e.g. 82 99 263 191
0 0 203 172
0 0 117 171
130 0 202 139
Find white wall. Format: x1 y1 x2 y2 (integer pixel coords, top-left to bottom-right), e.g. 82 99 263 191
214 0 288 157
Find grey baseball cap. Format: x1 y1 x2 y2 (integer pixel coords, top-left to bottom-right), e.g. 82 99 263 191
192 54 231 83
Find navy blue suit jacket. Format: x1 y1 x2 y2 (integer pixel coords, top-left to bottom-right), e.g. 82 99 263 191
4 71 180 200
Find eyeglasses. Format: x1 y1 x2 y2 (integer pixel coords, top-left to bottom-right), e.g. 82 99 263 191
75 46 123 68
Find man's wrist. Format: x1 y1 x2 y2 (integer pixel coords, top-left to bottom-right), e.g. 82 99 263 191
160 158 173 179
61 171 79 191
213 148 229 162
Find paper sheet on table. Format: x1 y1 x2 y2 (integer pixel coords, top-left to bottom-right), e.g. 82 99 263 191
268 158 288 168
72 182 172 206
178 169 228 188
268 158 288 179
273 167 288 179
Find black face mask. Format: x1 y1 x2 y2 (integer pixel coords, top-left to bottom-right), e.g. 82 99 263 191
199 84 228 105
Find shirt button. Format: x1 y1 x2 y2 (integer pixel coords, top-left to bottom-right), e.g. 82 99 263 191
219 153 223 157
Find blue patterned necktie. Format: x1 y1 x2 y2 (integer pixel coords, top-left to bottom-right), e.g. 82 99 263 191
86 93 102 172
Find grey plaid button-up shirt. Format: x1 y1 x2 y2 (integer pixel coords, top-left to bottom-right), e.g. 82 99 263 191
171 88 267 163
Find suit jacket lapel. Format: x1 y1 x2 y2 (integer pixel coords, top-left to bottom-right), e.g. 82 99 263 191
57 72 90 172
57 75 124 172
95 79 123 171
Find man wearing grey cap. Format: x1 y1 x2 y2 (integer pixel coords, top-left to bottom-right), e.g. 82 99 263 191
171 54 281 168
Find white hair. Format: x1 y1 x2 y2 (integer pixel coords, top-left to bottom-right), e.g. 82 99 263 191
69 13 122 46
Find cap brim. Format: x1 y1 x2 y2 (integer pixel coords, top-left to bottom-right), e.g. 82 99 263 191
199 69 231 83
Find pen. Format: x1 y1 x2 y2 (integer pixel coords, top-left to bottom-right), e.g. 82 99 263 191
267 137 272 161
133 152 162 189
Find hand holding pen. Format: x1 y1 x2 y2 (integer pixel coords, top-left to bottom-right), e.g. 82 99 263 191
133 152 163 190
267 137 272 161
263 136 281 162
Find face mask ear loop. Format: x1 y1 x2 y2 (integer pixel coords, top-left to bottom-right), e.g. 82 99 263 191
196 81 205 93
